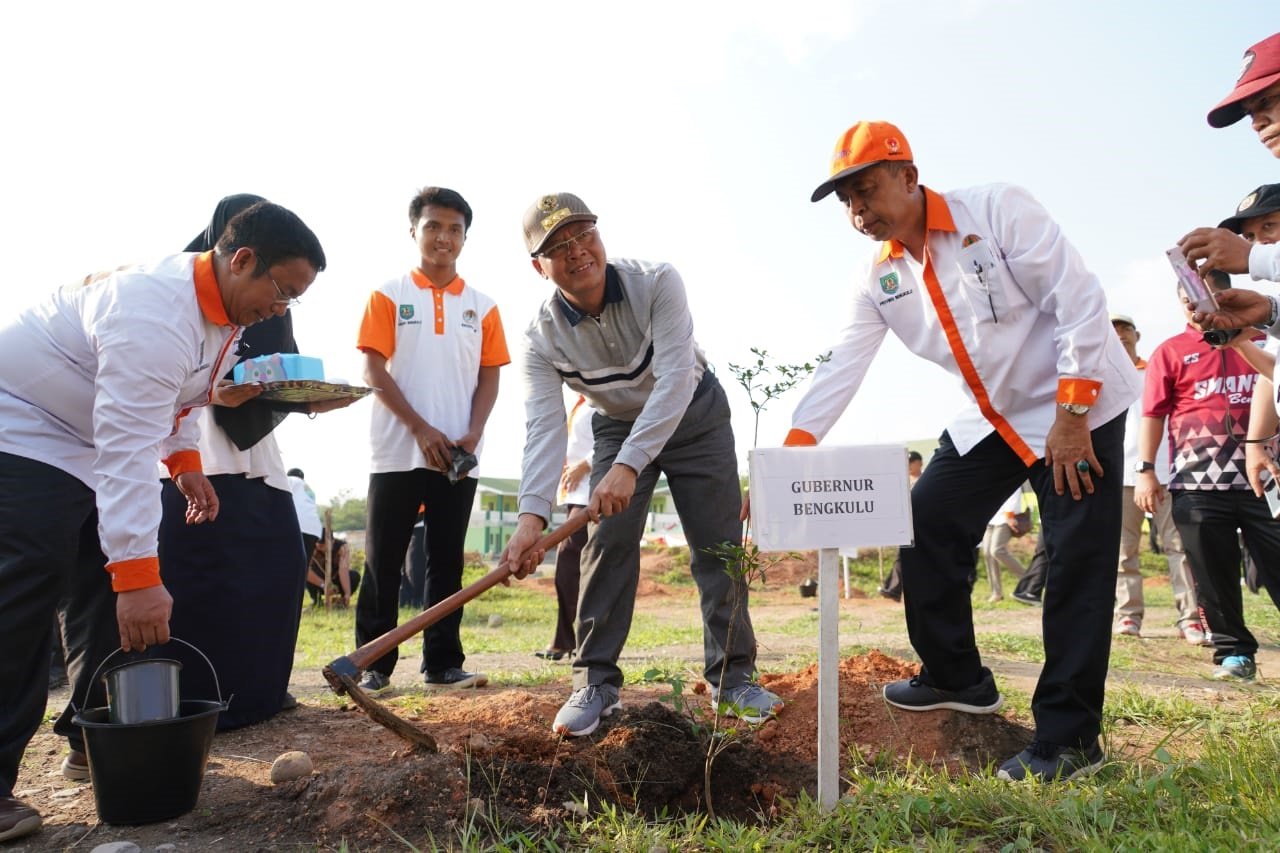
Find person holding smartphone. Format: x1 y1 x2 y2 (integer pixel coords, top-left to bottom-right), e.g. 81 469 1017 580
1137 270 1280 682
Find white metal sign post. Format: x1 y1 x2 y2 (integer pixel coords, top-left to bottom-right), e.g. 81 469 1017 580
749 445 913 811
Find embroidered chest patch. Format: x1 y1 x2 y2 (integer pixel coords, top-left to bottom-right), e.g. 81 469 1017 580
879 272 900 294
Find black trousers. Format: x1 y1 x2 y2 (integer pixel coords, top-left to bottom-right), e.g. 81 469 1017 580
1171 489 1280 663
1014 542 1048 598
356 469 478 676
550 505 587 652
0 453 114 798
399 524 428 608
158 475 307 730
899 414 1124 748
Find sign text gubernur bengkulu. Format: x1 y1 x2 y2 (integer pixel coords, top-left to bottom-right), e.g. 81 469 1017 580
792 478 875 516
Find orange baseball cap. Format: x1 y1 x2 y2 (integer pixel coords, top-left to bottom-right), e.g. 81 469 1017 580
810 121 914 202
1208 33 1280 128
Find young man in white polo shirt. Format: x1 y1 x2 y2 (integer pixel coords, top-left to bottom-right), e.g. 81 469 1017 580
354 187 509 693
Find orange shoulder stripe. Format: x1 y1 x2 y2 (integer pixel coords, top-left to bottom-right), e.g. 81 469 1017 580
921 249 1037 466
480 305 511 367
357 290 398 359
194 252 232 326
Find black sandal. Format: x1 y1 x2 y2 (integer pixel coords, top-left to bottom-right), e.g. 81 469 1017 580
534 648 567 661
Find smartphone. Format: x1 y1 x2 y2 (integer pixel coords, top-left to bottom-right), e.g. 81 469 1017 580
1263 471 1280 519
1167 247 1218 314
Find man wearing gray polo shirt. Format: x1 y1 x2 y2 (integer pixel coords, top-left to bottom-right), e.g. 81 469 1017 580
501 193 782 737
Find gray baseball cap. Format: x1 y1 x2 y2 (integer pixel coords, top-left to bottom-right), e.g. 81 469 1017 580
522 193 597 255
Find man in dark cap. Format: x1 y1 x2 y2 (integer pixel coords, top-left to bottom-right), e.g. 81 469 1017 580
501 193 782 738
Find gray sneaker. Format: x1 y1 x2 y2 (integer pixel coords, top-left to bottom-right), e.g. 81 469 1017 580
997 739 1105 782
424 668 488 689
358 671 392 694
552 685 621 737
712 682 784 724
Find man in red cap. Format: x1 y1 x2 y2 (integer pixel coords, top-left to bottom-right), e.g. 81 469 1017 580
786 120 1141 782
1180 34 1280 319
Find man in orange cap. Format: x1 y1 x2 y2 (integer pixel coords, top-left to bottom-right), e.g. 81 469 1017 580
1181 34 1280 321
787 120 1141 782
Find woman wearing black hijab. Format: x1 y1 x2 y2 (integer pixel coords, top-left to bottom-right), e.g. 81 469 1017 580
155 194 351 730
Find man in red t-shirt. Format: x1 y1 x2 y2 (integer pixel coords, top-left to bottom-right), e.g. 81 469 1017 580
1136 271 1280 681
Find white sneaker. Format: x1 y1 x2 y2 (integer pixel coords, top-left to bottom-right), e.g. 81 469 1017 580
1113 618 1141 637
1179 623 1209 646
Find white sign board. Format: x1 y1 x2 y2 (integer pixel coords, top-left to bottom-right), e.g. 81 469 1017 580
749 445 914 551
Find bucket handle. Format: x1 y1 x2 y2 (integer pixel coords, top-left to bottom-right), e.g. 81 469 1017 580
74 636 225 713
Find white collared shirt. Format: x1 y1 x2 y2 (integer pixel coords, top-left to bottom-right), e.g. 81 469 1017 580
0 252 239 572
789 184 1141 461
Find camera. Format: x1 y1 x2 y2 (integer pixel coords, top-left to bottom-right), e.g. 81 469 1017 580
1202 328 1242 347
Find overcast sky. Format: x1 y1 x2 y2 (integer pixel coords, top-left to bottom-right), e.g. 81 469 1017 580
0 2 1273 503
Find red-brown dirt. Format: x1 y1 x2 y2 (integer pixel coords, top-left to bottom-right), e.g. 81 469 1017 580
13 546 1050 850
17 649 1031 850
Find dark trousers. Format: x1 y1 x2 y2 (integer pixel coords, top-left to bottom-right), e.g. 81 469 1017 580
899 415 1124 748
159 475 307 730
399 524 428 608
1171 489 1280 663
356 469 477 676
1014 542 1048 598
0 453 114 798
551 506 587 652
881 557 903 598
575 375 757 690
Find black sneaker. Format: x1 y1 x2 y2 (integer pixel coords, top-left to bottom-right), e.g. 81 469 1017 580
997 739 1105 781
0 796 41 843
883 667 1002 713
425 668 488 689
358 671 392 694
1011 590 1042 606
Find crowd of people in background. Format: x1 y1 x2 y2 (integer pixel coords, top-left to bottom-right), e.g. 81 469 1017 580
4 28 1280 844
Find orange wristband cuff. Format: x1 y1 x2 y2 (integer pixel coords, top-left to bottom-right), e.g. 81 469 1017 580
163 450 203 479
1056 378 1102 406
108 557 162 592
783 428 818 447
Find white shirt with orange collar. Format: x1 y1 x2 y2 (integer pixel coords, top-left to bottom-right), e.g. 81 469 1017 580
788 184 1141 461
0 251 240 590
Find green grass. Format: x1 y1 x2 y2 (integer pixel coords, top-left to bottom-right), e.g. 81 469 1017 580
295 547 1280 851
292 563 707 685
980 632 1046 663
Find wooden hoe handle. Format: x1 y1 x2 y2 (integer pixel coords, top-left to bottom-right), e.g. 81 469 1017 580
323 510 589 690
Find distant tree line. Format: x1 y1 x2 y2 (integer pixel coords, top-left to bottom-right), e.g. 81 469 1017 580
321 489 367 532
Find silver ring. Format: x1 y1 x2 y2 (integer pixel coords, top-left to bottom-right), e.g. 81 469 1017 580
1075 460 1090 473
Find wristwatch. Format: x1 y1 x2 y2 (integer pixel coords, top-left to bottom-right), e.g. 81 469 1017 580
1134 461 1155 474
1254 294 1280 331
1059 402 1091 416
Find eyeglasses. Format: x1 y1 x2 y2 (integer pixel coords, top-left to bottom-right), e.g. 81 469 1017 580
539 225 598 260
270 276 302 307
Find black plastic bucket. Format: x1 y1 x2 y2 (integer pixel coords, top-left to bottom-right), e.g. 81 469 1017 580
72 700 221 824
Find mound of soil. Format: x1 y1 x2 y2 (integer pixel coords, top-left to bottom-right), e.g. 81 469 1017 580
17 651 1032 850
